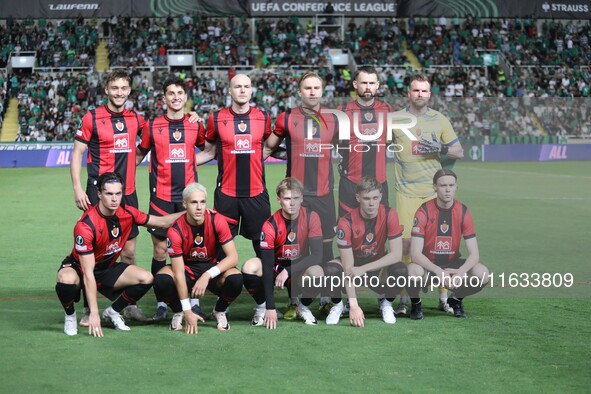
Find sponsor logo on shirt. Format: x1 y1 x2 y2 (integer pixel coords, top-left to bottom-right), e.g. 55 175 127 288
281 244 300 259
231 135 254 154
434 236 454 254
111 133 131 153
167 143 188 163
189 247 208 260
302 138 323 157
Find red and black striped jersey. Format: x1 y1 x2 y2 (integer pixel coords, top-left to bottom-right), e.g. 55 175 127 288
138 114 206 202
166 210 233 272
336 204 403 266
411 199 476 267
274 107 338 197
206 106 272 197
71 204 149 271
75 105 146 195
260 207 322 266
338 100 393 184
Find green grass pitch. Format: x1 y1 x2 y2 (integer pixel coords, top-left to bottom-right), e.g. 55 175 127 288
0 161 589 393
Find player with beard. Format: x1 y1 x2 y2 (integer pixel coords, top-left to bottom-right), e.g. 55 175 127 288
337 66 394 218
263 71 338 319
390 74 464 315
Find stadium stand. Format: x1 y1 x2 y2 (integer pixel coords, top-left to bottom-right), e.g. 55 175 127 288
0 16 589 143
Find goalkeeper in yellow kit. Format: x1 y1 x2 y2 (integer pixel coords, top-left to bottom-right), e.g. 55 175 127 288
390 74 464 315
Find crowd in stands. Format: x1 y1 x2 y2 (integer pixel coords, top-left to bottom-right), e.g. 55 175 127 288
0 17 97 70
108 15 255 68
1 16 590 142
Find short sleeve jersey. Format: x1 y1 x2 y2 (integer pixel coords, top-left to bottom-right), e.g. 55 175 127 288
338 99 393 184
71 204 149 271
166 210 233 266
206 106 272 197
260 207 323 266
75 105 146 195
274 107 338 197
411 199 476 267
336 204 403 266
138 114 206 202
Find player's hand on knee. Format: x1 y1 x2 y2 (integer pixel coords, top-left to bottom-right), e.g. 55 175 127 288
275 269 289 289
192 277 209 298
349 305 365 328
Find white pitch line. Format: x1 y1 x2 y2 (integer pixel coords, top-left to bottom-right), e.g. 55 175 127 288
461 166 591 180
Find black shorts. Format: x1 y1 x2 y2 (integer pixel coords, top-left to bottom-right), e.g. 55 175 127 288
338 176 389 218
87 179 140 240
214 188 271 240
147 195 185 240
440 258 466 270
303 193 336 240
184 262 224 295
58 256 130 301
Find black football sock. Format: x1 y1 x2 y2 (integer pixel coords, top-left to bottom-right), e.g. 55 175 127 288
242 273 266 305
56 283 79 315
112 283 152 312
153 274 180 310
215 274 243 312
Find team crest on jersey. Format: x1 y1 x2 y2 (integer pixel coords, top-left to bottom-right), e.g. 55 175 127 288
282 244 300 259
173 129 182 141
115 120 125 132
169 144 186 160
238 121 247 133
365 232 374 243
440 222 449 234
111 226 120 238
194 234 203 246
364 111 374 122
287 231 296 242
190 246 208 260
435 236 452 252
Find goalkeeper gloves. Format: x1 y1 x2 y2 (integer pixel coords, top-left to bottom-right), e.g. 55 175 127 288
416 137 448 155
